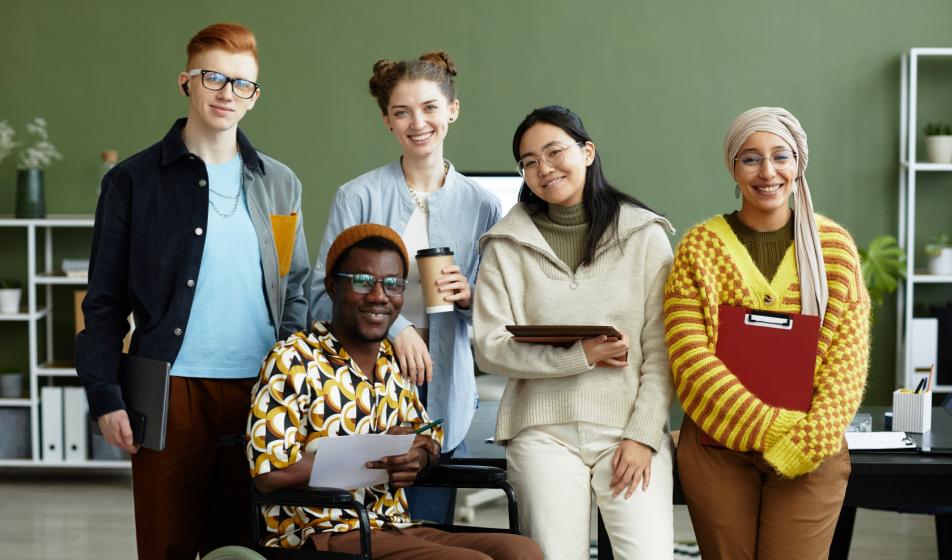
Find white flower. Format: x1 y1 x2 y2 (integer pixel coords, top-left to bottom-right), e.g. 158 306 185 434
16 117 62 170
0 121 17 164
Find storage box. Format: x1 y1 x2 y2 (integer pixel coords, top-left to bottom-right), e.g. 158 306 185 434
91 431 128 462
0 408 30 458
75 290 133 352
892 390 932 433
74 290 85 334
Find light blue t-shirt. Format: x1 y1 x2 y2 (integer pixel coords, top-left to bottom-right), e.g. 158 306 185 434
171 154 275 378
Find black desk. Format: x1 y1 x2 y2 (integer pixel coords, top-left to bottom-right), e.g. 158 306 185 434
461 401 952 559
831 406 952 560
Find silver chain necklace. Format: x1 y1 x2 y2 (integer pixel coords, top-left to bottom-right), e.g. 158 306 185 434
207 151 244 219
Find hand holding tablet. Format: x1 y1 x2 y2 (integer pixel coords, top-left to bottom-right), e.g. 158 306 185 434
506 325 628 367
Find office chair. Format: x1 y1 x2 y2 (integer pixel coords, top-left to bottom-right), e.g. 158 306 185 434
204 457 519 560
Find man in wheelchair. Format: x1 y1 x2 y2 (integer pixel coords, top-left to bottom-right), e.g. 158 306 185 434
246 224 541 559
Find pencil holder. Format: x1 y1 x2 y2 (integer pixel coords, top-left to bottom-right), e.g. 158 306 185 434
891 390 932 433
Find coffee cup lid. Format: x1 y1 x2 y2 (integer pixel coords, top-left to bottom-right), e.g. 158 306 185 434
416 247 453 258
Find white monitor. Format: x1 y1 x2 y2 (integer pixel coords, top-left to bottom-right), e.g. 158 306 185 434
464 172 523 217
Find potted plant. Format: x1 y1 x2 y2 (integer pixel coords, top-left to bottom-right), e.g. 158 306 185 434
0 279 22 314
0 118 63 219
925 122 952 164
926 232 952 275
859 235 906 308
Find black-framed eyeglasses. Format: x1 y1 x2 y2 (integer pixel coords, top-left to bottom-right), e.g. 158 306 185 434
734 150 797 172
187 69 260 99
516 142 585 177
335 273 407 296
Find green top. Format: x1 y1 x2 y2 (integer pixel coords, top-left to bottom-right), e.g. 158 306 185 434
724 211 794 281
530 203 590 272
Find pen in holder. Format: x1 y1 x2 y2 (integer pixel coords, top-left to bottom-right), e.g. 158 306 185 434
891 389 932 433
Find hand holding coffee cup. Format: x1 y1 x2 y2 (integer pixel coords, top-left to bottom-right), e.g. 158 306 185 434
416 247 467 313
435 264 471 309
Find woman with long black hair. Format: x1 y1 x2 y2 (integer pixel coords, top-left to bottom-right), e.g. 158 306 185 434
474 105 676 559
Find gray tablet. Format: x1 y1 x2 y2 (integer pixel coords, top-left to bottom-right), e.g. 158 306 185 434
120 354 170 451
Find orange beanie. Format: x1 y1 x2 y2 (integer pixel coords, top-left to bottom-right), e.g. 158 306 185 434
324 224 409 291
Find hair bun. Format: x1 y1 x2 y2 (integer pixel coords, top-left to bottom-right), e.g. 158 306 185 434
369 59 399 98
419 51 457 77
372 59 398 78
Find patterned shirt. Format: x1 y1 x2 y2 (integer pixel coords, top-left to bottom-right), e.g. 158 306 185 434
246 321 443 549
664 215 870 478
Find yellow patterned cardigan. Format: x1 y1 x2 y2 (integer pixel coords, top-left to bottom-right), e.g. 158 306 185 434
663 214 870 477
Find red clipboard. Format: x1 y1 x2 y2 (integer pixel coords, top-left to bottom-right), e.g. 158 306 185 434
701 305 820 446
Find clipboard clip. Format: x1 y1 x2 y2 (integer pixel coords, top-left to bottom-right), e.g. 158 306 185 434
744 310 793 330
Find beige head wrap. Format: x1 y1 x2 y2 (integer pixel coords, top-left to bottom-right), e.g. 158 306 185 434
723 107 828 320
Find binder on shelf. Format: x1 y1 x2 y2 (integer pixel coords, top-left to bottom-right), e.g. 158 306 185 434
63 387 89 462
909 318 938 384
701 305 821 446
40 386 64 462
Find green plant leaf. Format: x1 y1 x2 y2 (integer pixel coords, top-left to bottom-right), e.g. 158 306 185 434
860 235 906 307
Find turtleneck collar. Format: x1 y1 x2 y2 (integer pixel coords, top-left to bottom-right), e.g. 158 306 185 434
547 202 588 226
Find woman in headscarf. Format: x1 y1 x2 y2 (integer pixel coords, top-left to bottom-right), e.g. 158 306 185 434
663 106 870 559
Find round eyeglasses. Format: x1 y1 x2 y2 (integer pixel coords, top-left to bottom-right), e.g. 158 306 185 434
516 142 585 177
187 69 260 99
335 273 407 296
734 150 797 172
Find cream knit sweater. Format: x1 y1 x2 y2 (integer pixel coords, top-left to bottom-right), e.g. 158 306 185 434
473 202 675 451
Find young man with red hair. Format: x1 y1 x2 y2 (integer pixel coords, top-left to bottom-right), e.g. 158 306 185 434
76 22 309 559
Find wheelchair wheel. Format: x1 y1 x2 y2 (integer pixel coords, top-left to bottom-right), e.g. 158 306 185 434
202 545 267 560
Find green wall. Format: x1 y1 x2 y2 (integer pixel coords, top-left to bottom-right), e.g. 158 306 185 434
3 0 952 404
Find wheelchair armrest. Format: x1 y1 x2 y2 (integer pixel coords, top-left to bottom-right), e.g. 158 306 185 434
252 485 356 508
416 464 507 488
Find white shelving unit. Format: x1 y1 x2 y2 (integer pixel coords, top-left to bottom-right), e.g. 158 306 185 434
896 48 952 394
0 214 129 469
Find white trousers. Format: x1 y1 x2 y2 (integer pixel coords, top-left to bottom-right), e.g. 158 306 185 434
506 422 674 560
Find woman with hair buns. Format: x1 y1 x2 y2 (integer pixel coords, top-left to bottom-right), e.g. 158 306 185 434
308 51 500 524
664 106 870 559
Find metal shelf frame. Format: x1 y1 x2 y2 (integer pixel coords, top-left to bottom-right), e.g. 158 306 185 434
896 48 952 393
0 215 128 469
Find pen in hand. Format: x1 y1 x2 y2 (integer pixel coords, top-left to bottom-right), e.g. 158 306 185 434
413 418 445 434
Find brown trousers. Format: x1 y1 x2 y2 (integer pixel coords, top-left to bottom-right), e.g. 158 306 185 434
310 526 543 560
131 376 256 560
677 417 851 560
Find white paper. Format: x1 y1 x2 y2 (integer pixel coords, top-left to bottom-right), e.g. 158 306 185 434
845 431 916 450
308 433 416 490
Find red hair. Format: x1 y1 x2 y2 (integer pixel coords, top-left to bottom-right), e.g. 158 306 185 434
186 22 258 67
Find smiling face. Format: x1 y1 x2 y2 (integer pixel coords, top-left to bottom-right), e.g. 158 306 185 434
329 247 405 346
178 48 259 135
382 79 459 161
734 131 797 229
517 122 595 207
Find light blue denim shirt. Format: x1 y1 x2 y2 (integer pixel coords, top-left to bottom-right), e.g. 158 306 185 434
308 160 501 451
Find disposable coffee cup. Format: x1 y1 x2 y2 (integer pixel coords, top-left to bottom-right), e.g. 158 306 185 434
416 247 455 314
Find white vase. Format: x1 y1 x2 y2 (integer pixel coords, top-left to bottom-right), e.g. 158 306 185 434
928 248 952 275
925 135 952 164
0 288 21 314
